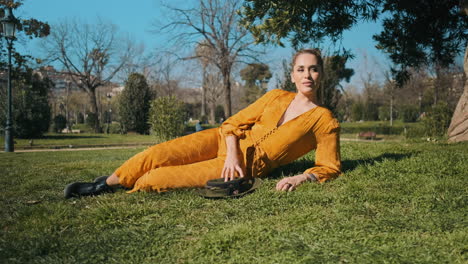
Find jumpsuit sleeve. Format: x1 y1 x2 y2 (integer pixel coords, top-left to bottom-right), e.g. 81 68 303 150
303 117 341 183
220 89 283 139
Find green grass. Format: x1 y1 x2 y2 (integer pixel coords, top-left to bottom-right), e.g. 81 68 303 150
1 141 467 263
340 120 421 135
0 124 220 150
0 133 158 149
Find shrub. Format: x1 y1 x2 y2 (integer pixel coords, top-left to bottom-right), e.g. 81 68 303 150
422 102 452 137
85 112 98 128
215 105 225 122
71 123 93 133
148 96 186 141
404 123 426 139
53 114 67 133
351 102 364 121
399 104 420 122
77 112 84 124
108 123 124 134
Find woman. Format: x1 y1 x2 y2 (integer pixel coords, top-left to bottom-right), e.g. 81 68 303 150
64 48 341 198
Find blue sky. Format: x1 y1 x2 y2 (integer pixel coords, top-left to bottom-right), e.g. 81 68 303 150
16 0 390 89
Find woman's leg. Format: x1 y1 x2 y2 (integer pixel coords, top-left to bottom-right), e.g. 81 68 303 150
128 157 225 193
112 128 220 188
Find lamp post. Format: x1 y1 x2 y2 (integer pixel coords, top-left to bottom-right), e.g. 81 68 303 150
2 7 17 152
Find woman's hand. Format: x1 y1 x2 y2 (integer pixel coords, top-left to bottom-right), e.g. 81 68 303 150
276 174 315 192
221 154 245 181
221 134 245 181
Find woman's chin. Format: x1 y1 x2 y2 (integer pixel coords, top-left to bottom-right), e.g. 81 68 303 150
297 86 317 94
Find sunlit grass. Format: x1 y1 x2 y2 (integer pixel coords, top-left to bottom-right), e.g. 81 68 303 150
1 140 466 263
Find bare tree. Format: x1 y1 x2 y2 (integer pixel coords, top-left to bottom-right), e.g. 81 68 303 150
41 19 132 132
150 55 180 97
195 40 213 117
205 64 224 123
159 0 259 117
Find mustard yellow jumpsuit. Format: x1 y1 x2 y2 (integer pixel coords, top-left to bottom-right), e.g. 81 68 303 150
115 89 341 193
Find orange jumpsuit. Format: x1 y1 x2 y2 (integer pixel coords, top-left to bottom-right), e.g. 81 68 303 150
115 89 341 193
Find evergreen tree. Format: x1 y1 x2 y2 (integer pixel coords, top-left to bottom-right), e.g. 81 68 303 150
276 59 296 92
240 63 271 104
320 53 354 112
0 71 52 138
118 73 151 134
0 2 50 139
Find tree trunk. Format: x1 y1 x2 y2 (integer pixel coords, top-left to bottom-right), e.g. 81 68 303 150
390 93 394 127
222 68 232 118
448 45 468 142
88 89 102 133
201 65 207 118
209 102 216 125
434 64 441 105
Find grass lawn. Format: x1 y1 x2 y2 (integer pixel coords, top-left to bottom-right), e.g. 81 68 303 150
0 133 159 150
0 140 467 263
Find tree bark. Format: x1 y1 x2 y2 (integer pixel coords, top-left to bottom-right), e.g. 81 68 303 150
448 45 468 142
201 65 207 118
222 68 232 118
209 102 216 125
88 90 102 133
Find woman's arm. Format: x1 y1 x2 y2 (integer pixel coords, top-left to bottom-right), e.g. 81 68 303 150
219 89 284 181
275 173 317 191
220 89 283 138
221 135 245 181
276 116 341 191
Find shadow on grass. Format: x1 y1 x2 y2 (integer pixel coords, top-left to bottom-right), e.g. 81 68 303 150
269 153 413 179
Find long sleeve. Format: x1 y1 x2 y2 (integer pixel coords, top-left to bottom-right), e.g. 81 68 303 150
220 89 283 139
303 117 341 182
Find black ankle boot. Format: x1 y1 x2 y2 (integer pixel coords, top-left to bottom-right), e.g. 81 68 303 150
64 176 114 199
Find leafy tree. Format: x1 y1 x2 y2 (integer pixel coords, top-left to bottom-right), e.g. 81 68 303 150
148 96 186 141
240 0 379 48
0 1 51 139
240 0 468 139
320 53 354 112
240 63 271 104
0 72 52 138
276 59 296 92
373 0 467 90
119 73 151 134
0 1 50 65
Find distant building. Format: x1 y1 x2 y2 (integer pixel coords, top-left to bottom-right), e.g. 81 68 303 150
35 66 81 92
35 65 123 98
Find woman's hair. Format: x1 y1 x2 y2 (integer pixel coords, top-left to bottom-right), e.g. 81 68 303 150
291 49 323 70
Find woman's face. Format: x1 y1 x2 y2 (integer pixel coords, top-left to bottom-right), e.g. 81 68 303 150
291 53 321 96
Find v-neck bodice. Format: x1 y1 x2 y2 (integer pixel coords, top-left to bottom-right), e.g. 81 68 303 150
276 94 319 128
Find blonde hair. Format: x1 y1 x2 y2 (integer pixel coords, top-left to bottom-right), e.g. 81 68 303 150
291 48 323 70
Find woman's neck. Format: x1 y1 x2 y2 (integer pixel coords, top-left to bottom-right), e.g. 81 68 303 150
295 91 319 106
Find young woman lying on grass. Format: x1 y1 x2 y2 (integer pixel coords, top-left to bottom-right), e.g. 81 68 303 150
64 48 341 198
